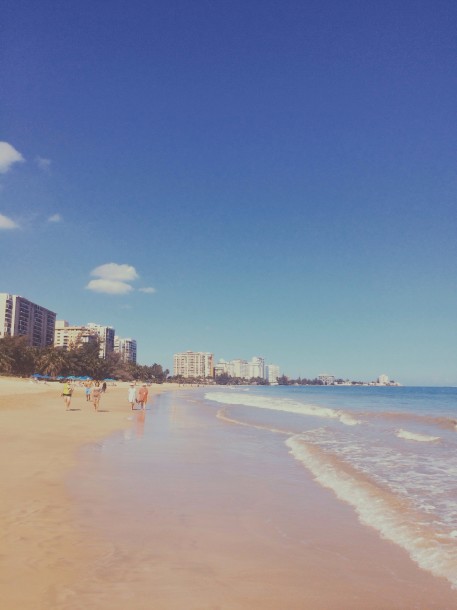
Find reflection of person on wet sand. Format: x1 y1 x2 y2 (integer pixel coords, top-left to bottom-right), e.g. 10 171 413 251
92 382 102 411
134 410 146 438
128 383 136 410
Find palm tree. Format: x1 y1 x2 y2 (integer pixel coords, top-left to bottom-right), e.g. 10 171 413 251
38 348 68 377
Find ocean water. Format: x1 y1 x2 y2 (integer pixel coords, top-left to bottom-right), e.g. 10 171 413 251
204 385 457 588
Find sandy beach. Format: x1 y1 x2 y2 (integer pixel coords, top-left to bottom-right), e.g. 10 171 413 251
1 380 457 609
0 378 176 610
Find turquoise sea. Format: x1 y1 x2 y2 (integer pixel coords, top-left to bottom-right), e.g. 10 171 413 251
205 385 457 587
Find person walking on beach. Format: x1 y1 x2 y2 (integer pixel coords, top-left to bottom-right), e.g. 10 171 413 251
62 380 73 410
84 380 92 402
92 382 102 411
102 381 107 393
128 382 137 410
137 383 149 410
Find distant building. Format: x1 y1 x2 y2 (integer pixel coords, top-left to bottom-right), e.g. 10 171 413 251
318 374 335 385
86 323 115 359
231 358 249 378
248 356 265 379
266 364 280 384
54 320 99 350
0 293 56 348
114 336 137 364
377 374 389 385
174 351 214 378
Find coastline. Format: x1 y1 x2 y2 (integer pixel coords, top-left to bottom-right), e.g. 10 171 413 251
0 377 179 610
1 380 457 609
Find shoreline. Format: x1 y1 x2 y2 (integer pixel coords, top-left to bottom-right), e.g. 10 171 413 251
1 379 457 609
0 377 180 610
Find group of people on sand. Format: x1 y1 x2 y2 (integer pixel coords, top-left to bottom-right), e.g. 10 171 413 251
62 380 150 412
62 379 107 411
128 382 149 410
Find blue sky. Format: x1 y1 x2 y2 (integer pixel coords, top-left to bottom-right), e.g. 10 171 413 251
1 0 456 385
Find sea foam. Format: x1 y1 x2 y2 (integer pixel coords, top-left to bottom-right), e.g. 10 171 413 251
286 435 457 588
395 429 440 442
205 391 360 426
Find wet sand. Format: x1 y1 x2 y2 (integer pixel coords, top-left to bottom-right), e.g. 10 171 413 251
66 391 457 610
1 381 457 609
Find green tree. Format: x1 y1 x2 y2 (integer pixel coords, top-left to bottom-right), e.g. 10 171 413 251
38 347 69 377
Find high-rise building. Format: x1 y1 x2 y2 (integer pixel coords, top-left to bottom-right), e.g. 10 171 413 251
248 356 265 379
0 293 56 348
173 351 214 378
54 320 99 351
266 364 280 384
114 336 137 364
86 323 115 359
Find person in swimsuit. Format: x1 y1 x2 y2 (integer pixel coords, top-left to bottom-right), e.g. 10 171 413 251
92 382 102 411
62 380 73 410
84 380 92 402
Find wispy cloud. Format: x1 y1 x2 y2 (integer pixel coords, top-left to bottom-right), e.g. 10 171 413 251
90 263 139 282
0 142 25 174
35 156 51 171
0 213 19 229
48 213 62 223
139 287 156 294
86 279 134 295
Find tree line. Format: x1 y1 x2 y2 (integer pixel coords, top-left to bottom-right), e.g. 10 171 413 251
0 336 169 383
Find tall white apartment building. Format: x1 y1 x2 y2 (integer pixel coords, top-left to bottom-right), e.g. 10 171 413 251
266 364 280 384
377 374 389 385
86 323 115 359
54 320 99 350
114 336 137 364
0 293 56 348
174 351 214 378
248 356 265 379
231 358 249 378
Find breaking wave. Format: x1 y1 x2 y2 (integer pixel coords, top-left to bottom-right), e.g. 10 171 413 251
205 391 360 426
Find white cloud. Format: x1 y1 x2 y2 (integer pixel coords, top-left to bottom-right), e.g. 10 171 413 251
0 213 19 229
36 156 51 170
139 287 156 294
85 279 134 295
48 213 62 223
90 263 139 282
0 142 25 174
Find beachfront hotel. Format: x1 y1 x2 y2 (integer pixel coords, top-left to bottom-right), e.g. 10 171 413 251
266 364 280 384
54 320 99 351
214 356 274 380
55 320 115 359
114 336 137 364
85 323 115 359
0 293 56 348
173 351 214 378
